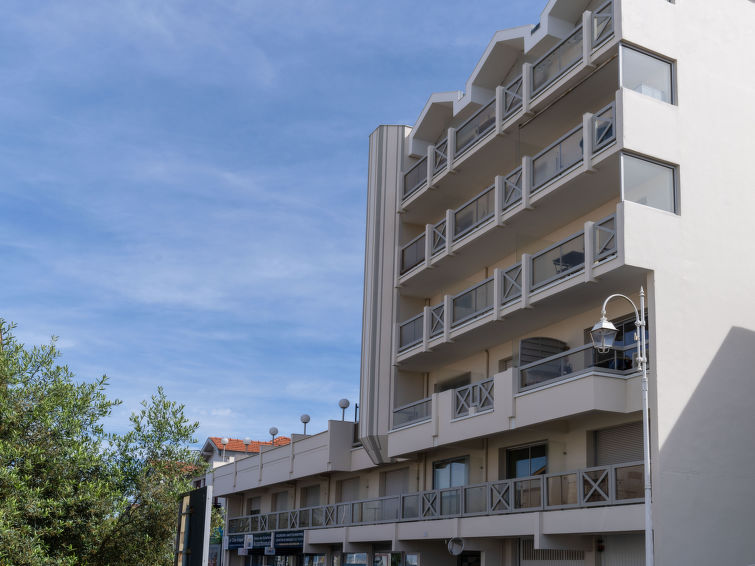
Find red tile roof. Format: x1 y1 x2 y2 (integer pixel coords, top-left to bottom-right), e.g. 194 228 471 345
208 436 290 453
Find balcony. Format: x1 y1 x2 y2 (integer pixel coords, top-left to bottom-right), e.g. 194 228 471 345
398 101 617 291
227 460 643 534
397 212 619 356
400 0 616 210
392 397 432 429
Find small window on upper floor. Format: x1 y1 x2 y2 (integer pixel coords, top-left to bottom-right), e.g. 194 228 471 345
498 357 513 373
621 45 675 104
622 153 678 213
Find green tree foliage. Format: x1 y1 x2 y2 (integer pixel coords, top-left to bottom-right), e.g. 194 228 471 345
0 321 205 566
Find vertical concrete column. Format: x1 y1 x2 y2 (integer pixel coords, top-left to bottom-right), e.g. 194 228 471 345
495 85 505 135
582 112 595 172
447 127 456 171
422 305 431 352
445 209 455 255
521 156 534 209
615 88 624 150
616 201 625 263
582 11 594 66
494 175 505 226
584 221 596 282
443 294 452 342
493 268 503 320
392 322 399 366
522 62 533 114
521 253 532 309
424 224 432 269
426 145 434 187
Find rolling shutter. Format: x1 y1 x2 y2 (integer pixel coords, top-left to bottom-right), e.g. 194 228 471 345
595 422 643 466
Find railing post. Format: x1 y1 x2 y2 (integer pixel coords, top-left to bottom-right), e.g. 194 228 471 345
582 11 594 66
522 63 533 114
424 224 432 268
445 209 455 254
584 221 596 282
494 175 505 226
392 322 399 365
616 201 625 263
443 294 452 342
422 306 431 352
426 145 434 187
493 268 503 320
495 85 505 135
447 127 456 172
582 112 595 173
521 253 532 308
521 156 533 209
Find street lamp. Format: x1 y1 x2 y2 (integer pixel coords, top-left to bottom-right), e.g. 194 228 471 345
269 427 278 446
242 437 252 454
220 437 229 462
590 286 653 566
338 399 350 421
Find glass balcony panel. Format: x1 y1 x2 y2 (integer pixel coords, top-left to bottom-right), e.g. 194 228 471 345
401 494 419 519
513 478 542 509
398 314 423 350
336 504 350 525
455 206 476 236
615 464 644 500
520 346 592 389
403 158 427 198
250 515 259 531
360 500 380 523
532 128 584 189
533 145 559 188
440 489 461 516
532 27 583 93
311 507 324 527
400 235 425 274
464 485 487 514
392 398 432 428
531 234 585 289
547 474 578 506
299 510 310 528
455 99 496 155
381 497 400 521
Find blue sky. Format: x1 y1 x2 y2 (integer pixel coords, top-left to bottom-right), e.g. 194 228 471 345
0 1 546 444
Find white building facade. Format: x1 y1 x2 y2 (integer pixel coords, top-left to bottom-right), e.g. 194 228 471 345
210 0 755 564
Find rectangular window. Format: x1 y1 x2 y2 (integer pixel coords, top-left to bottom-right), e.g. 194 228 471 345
344 553 368 566
498 357 512 372
246 495 261 515
622 153 677 213
505 444 547 479
381 467 410 496
621 45 674 104
337 477 360 502
300 485 320 508
432 456 468 489
271 491 289 512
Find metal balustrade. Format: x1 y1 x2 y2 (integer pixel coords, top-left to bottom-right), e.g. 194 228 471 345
397 214 617 353
431 220 446 256
454 185 495 240
592 0 614 48
453 377 494 418
392 397 432 428
503 167 523 212
400 233 425 275
532 125 584 190
593 104 615 152
532 26 584 95
455 98 496 157
452 277 494 326
398 313 423 351
403 157 427 199
433 138 448 174
518 341 644 390
501 74 524 121
227 461 643 534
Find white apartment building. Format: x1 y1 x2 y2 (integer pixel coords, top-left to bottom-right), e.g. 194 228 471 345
208 0 755 564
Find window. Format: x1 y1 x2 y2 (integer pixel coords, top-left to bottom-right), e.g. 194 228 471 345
583 312 649 372
622 153 677 213
300 485 320 508
344 553 368 566
433 456 468 489
458 552 481 566
381 467 409 496
271 491 289 512
246 495 261 515
337 477 360 502
498 357 512 372
621 45 674 104
504 444 547 479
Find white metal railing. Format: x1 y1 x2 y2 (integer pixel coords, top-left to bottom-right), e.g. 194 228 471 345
503 166 523 212
532 25 584 95
227 460 643 534
431 219 446 256
453 377 494 418
403 157 427 199
518 341 643 390
396 214 618 354
592 0 614 48
501 74 524 121
392 397 432 428
455 98 496 157
433 138 448 174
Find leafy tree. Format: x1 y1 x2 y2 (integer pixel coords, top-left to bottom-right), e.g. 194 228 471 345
0 320 205 566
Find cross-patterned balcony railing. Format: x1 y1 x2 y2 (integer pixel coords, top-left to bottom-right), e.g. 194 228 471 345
592 0 614 49
431 219 446 256
453 377 494 418
433 138 448 174
501 74 524 121
227 460 643 534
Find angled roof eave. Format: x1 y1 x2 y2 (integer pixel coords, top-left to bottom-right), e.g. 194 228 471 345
408 91 462 157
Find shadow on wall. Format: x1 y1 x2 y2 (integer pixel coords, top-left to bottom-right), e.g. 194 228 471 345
657 326 755 566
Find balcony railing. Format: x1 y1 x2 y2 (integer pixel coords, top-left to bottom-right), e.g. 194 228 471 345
455 98 496 157
397 214 618 353
403 157 427 199
532 25 583 95
399 1 614 203
227 460 643 534
392 397 432 428
397 103 616 280
518 342 644 390
453 377 494 418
